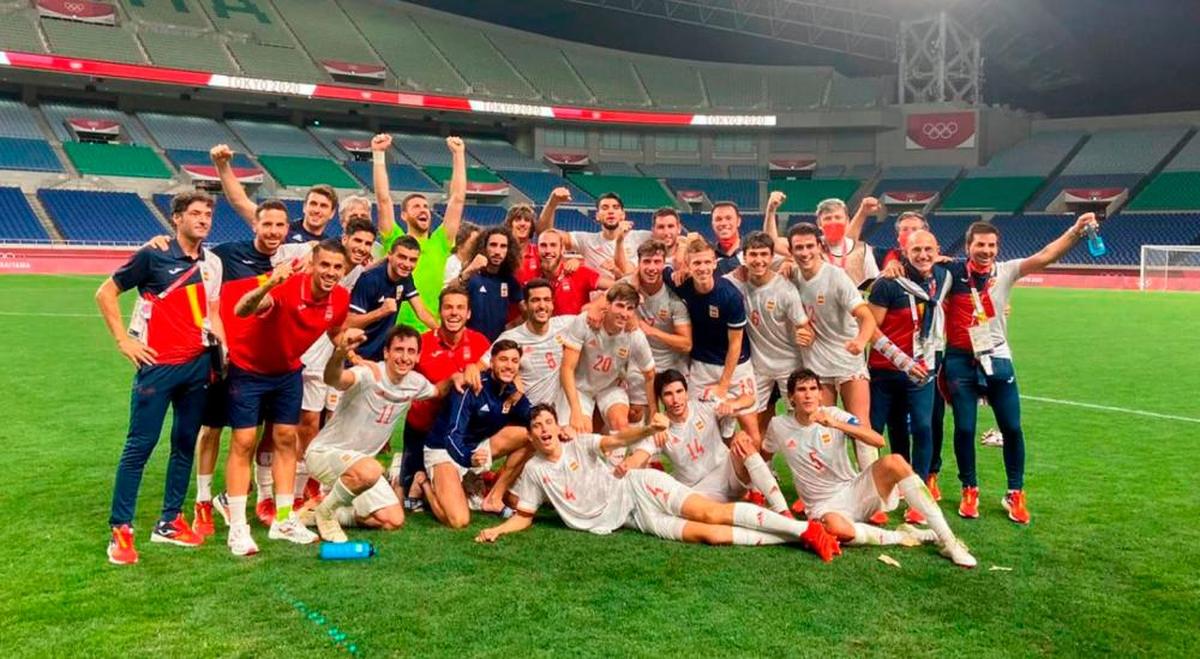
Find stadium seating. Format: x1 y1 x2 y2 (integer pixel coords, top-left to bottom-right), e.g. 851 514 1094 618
339 6 469 94
226 41 323 82
635 59 706 109
828 74 884 108
701 68 766 110
38 190 165 243
165 149 257 170
40 103 155 145
848 164 879 179
435 203 508 226
423 167 503 184
496 171 594 206
62 143 173 179
764 68 830 111
768 179 861 213
120 0 212 29
394 134 477 168
939 176 1044 213
152 193 253 245
307 127 389 161
139 31 237 74
563 50 651 107
873 165 961 199
727 164 765 179
469 140 545 172
273 0 382 74
0 187 50 241
638 164 725 178
1162 133 1200 172
226 120 328 158
971 131 1085 177
1061 127 1189 175
257 155 358 189
566 174 675 209
197 0 294 47
989 214 1087 262
0 8 45 54
1029 173 1142 211
552 207 597 233
412 15 537 100
812 165 847 179
39 19 145 64
595 162 642 176
1125 172 1200 211
1070 212 1200 265
140 112 246 152
489 34 594 105
666 179 760 210
0 99 49 140
0 138 63 173
344 162 440 193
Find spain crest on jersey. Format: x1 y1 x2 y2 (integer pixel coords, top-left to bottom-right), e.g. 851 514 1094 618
617 346 629 359
765 298 777 312
500 283 509 297
820 432 832 445
708 305 719 318
694 418 706 432
816 294 826 305
568 460 580 471
554 334 565 345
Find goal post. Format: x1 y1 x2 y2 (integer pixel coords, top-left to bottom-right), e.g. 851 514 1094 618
1139 245 1200 291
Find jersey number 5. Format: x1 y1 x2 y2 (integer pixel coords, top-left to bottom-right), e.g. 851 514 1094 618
807 450 827 472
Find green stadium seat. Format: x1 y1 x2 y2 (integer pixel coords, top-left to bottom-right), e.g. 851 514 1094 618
62 142 173 179
140 31 236 74
1126 172 1200 211
119 0 213 29
701 67 765 110
257 155 358 188
198 0 293 47
273 0 382 75
422 166 503 184
765 68 829 110
634 59 705 109
489 35 593 105
0 9 46 53
939 176 1044 213
564 50 650 107
340 6 468 95
40 19 145 64
566 174 675 209
412 15 537 100
227 41 323 82
768 179 861 213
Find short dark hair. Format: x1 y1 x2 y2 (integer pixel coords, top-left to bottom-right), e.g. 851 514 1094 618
711 201 741 218
654 369 687 400
606 281 640 306
523 277 553 299
439 284 469 309
400 193 427 214
455 221 481 248
391 235 421 254
787 222 823 246
491 338 521 359
527 403 558 429
313 238 349 263
652 207 680 224
743 230 775 253
596 192 624 209
343 217 377 239
171 190 213 217
383 324 422 352
636 239 669 260
306 184 338 209
787 368 820 395
255 199 289 219
965 221 1000 246
896 211 928 230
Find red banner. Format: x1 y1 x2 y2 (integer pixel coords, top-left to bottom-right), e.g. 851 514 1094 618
337 139 372 156
769 158 817 171
0 245 136 275
182 164 263 184
1063 188 1125 203
36 0 116 24
67 117 121 134
676 190 705 204
544 152 590 167
905 111 977 150
882 191 937 204
321 60 386 83
464 182 509 197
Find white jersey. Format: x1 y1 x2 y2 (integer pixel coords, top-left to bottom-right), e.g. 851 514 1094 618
634 282 690 373
310 364 437 456
488 316 574 405
569 229 651 274
726 273 807 377
443 254 464 286
764 407 860 509
511 433 633 533
634 399 729 487
563 313 655 394
981 259 1022 360
789 263 866 377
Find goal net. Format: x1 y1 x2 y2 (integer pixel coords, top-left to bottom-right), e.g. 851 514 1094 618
1139 245 1200 291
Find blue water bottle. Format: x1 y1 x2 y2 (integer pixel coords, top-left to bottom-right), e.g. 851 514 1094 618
319 541 375 561
1083 223 1106 257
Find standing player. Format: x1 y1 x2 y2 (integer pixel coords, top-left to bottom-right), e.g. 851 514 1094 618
374 133 467 331
210 144 337 242
614 208 686 275
96 191 222 564
536 229 612 316
764 193 881 286
347 235 438 361
943 215 1098 524
764 369 976 567
491 279 574 407
506 203 543 284
560 283 656 436
460 226 524 341
548 192 652 277
710 201 746 275
475 405 840 561
625 240 691 424
219 240 351 556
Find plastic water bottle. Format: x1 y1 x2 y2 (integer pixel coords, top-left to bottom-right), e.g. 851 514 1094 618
1083 223 1107 257
319 541 375 561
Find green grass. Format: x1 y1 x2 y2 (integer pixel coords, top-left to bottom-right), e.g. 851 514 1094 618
1 276 1198 657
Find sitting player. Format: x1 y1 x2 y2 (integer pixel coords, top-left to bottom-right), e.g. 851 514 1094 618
764 368 976 568
474 405 840 562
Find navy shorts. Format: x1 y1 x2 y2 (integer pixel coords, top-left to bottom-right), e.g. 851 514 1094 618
227 365 303 429
202 377 230 429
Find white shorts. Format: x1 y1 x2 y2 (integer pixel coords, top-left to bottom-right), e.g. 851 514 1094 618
818 364 870 389
753 372 791 413
625 369 648 406
304 445 399 517
424 447 469 483
301 373 340 413
689 360 755 402
621 469 693 541
808 469 899 522
687 459 748 503
557 385 629 422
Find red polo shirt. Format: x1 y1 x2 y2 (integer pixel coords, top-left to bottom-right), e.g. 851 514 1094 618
406 327 491 431
229 272 349 375
548 264 601 316
516 241 541 285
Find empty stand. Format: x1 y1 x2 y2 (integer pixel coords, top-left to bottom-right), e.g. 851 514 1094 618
0 9 46 53
972 131 1085 177
140 31 236 74
394 134 476 168
489 33 594 105
727 164 765 179
638 164 725 178
227 41 323 83
344 162 440 193
828 74 884 108
989 214 1088 262
153 193 253 244
198 0 294 47
0 99 49 140
226 120 328 158
423 166 502 184
1162 133 1200 172
564 49 650 107
0 187 50 241
40 18 146 64
274 0 382 73
1069 212 1200 265
257 155 358 188
39 190 165 243
666 179 759 210
497 171 594 205
1126 172 1200 211
412 14 537 100
940 177 1043 213
469 140 545 172
764 68 829 110
0 138 64 173
40 103 155 145
339 4 468 95
701 67 765 110
166 149 257 170
62 143 172 179
140 112 246 152
119 0 213 29
769 179 860 213
566 174 674 209
1029 174 1142 211
634 59 705 109
595 162 641 176
1061 127 1189 175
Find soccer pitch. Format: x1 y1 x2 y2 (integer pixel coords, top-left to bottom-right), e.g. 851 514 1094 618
1 275 1197 657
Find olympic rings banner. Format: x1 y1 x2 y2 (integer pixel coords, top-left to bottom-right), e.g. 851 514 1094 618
905 111 977 150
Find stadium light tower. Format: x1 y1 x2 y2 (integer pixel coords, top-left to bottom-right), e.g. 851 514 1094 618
899 11 981 104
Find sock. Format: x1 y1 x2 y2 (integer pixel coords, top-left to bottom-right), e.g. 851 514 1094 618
275 493 294 522
228 495 248 527
317 479 356 515
334 507 357 527
196 474 213 503
255 463 274 501
732 502 807 536
850 523 906 546
897 475 955 546
294 460 309 499
743 454 788 513
731 527 790 546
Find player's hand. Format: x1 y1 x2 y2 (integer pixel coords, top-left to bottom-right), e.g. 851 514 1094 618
379 297 398 316
795 324 815 347
467 253 489 274
810 408 832 427
845 338 865 356
615 221 632 240
648 412 670 433
778 259 796 280
117 336 158 367
767 190 786 211
267 260 294 286
143 235 171 251
559 425 578 442
705 382 730 403
585 302 606 330
475 527 502 543
463 364 483 393
570 410 592 434
337 327 367 351
716 399 736 417
563 256 582 274
513 374 527 396
653 430 670 448
881 260 904 279
548 187 572 205
670 268 687 287
209 144 233 166
907 362 929 382
471 448 490 468
731 264 748 282
612 460 631 478
730 431 756 458
858 196 882 216
450 372 467 393
371 133 392 152
935 254 953 264
1074 212 1099 237
446 136 465 154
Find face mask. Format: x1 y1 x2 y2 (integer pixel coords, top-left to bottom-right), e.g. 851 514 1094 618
823 223 846 245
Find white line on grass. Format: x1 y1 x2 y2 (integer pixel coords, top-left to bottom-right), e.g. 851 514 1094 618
0 311 106 317
1022 395 1200 424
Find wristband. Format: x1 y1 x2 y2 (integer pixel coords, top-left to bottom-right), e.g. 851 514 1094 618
373 150 385 166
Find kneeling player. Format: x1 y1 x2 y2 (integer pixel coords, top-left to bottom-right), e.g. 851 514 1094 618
301 326 447 541
475 405 840 561
764 369 976 567
621 370 790 515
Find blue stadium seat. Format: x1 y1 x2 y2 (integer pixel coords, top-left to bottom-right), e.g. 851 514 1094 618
152 194 253 245
1057 212 1200 266
434 204 507 227
344 161 440 192
990 215 1086 262
0 137 64 172
666 178 759 209
873 177 956 198
166 149 258 170
39 190 165 243
498 170 595 205
0 187 50 241
552 208 596 233
279 199 343 238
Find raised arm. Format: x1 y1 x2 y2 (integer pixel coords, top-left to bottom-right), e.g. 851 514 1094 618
846 196 880 243
441 136 467 242
813 408 884 448
1019 213 1096 277
371 134 396 237
324 329 367 390
235 260 291 317
537 187 571 234
764 190 790 256
210 144 257 226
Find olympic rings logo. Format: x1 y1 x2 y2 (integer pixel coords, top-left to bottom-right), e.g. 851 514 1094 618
65 1 86 12
921 121 960 139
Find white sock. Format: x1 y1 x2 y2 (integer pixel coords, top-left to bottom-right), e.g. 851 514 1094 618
228 495 248 527
743 454 788 513
850 523 906 546
855 443 879 471
318 479 356 514
293 460 309 499
334 507 357 527
275 493 295 521
196 474 213 502
732 502 807 536
897 475 955 546
731 527 790 546
255 462 274 500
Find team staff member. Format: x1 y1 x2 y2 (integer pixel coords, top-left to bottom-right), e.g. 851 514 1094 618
97 191 223 565
220 240 351 556
210 144 338 242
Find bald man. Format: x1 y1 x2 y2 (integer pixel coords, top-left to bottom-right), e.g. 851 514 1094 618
865 230 952 524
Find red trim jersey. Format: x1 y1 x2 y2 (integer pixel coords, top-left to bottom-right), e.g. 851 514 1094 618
549 264 601 317
228 272 349 375
406 328 492 431
943 259 1023 359
210 240 275 365
115 241 222 366
516 240 541 285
